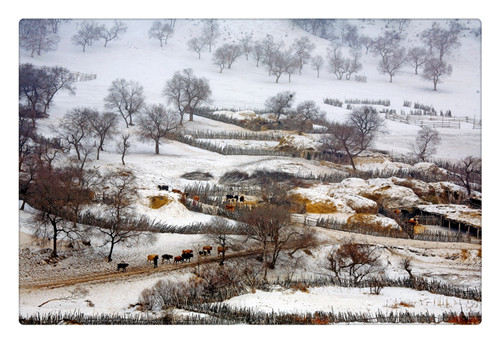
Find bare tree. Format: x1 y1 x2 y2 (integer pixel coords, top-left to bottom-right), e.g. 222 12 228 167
137 104 179 154
241 202 292 281
19 63 48 127
19 19 59 57
292 36 315 75
201 19 220 52
266 49 292 83
58 107 94 161
327 45 348 80
450 156 482 197
358 35 374 55
422 58 453 91
87 111 118 160
345 49 363 80
238 33 254 60
370 30 403 62
325 242 381 285
310 55 324 78
261 35 284 76
400 257 414 280
30 164 85 257
104 78 146 127
95 171 154 262
162 68 212 124
410 126 441 162
348 105 386 152
187 37 206 59
148 21 174 47
203 216 234 265
116 133 131 166
40 66 76 115
289 100 326 132
264 91 295 121
407 46 430 75
421 21 462 61
321 106 385 170
71 21 101 52
99 20 127 47
213 44 243 73
252 41 264 67
377 47 406 82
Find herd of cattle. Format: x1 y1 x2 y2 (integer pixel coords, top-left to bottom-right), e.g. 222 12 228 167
116 246 229 272
115 185 239 272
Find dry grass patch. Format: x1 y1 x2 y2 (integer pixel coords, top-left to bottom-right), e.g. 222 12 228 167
148 195 173 209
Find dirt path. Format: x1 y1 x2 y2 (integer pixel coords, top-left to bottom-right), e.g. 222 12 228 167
20 226 481 292
19 249 263 291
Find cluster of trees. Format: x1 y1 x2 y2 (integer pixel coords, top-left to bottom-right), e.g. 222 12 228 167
71 20 127 52
263 90 326 132
19 63 76 126
19 19 67 57
186 20 319 84
320 106 386 170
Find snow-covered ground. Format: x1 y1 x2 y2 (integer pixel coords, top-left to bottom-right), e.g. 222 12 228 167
14 15 486 328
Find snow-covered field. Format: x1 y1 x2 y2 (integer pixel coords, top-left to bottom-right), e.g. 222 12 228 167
13 12 488 332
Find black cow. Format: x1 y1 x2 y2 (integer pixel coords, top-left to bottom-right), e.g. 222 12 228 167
199 250 207 256
226 194 234 200
158 185 169 191
239 195 245 202
117 263 129 272
161 254 173 264
181 252 193 262
153 255 159 268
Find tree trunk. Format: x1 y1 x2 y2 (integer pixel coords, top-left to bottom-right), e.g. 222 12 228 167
51 221 58 258
155 141 160 154
108 241 115 262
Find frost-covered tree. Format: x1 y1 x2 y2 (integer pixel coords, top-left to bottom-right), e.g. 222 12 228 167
19 19 59 57
187 36 206 59
201 19 220 52
292 36 315 75
422 58 453 91
148 21 174 47
377 47 406 82
421 21 462 62
213 43 243 73
99 20 127 47
238 33 254 60
407 46 430 75
71 21 102 52
310 55 324 78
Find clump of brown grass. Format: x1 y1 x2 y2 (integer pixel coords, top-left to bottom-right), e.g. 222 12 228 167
445 312 481 325
389 301 415 309
149 195 172 209
288 193 337 214
291 283 309 293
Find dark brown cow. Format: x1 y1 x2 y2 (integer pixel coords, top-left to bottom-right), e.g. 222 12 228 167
182 249 193 254
117 263 129 272
174 256 183 264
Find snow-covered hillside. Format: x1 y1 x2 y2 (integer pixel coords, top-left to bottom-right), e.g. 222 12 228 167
18 18 483 325
19 19 481 160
